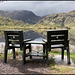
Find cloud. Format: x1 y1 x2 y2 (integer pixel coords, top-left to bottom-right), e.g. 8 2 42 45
0 1 75 16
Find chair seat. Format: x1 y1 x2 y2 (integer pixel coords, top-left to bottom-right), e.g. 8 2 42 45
8 44 29 49
51 44 64 48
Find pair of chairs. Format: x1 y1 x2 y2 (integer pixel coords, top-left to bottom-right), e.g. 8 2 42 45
4 29 70 64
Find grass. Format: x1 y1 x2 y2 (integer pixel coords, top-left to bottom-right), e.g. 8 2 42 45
49 50 75 64
50 65 75 74
49 50 67 56
0 53 4 58
0 52 10 59
70 53 75 64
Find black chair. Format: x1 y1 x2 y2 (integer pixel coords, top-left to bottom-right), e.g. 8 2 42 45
4 30 31 63
43 29 70 64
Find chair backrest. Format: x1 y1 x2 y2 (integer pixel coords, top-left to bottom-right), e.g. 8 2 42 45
47 29 68 50
4 30 24 50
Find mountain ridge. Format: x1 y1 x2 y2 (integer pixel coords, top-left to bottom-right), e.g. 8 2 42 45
0 10 42 24
37 10 75 27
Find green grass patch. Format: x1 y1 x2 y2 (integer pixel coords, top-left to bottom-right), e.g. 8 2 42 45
0 52 10 59
49 50 67 56
50 65 75 74
0 53 4 58
70 53 75 63
49 50 75 64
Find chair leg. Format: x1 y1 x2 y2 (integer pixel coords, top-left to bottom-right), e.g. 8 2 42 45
43 45 45 60
23 44 26 64
4 47 8 63
46 46 48 60
13 48 16 59
29 44 32 59
67 47 70 64
61 48 64 60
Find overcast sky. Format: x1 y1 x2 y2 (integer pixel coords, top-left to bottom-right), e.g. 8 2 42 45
0 1 75 16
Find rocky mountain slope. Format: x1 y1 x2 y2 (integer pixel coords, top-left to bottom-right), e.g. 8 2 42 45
0 15 29 26
37 10 75 27
0 10 41 24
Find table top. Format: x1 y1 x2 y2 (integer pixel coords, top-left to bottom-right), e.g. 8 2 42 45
25 40 46 44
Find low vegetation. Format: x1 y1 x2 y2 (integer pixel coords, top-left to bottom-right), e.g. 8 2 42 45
50 65 75 74
49 50 75 64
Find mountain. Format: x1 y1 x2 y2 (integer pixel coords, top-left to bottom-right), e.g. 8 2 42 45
0 10 41 24
37 10 75 27
0 15 29 26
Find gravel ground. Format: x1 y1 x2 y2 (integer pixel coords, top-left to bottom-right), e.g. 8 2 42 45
0 56 52 74
0 54 74 74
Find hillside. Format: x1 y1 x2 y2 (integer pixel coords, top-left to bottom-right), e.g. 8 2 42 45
37 10 75 27
0 15 29 26
0 15 31 37
0 10 41 24
36 10 75 45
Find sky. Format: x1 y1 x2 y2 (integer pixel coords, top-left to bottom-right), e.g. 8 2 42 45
0 1 75 16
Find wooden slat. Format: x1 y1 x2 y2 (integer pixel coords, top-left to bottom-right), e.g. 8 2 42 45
51 44 64 48
47 30 68 35
7 33 19 35
8 35 19 40
51 40 64 45
51 35 65 40
8 40 20 44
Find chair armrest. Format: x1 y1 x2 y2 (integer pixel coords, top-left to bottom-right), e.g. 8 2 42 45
24 39 32 42
42 39 47 43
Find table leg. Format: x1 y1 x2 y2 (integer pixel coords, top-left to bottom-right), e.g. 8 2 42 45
23 43 26 64
29 44 32 59
43 44 45 60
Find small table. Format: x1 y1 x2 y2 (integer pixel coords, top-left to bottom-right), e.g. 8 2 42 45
23 40 48 63
25 41 46 56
